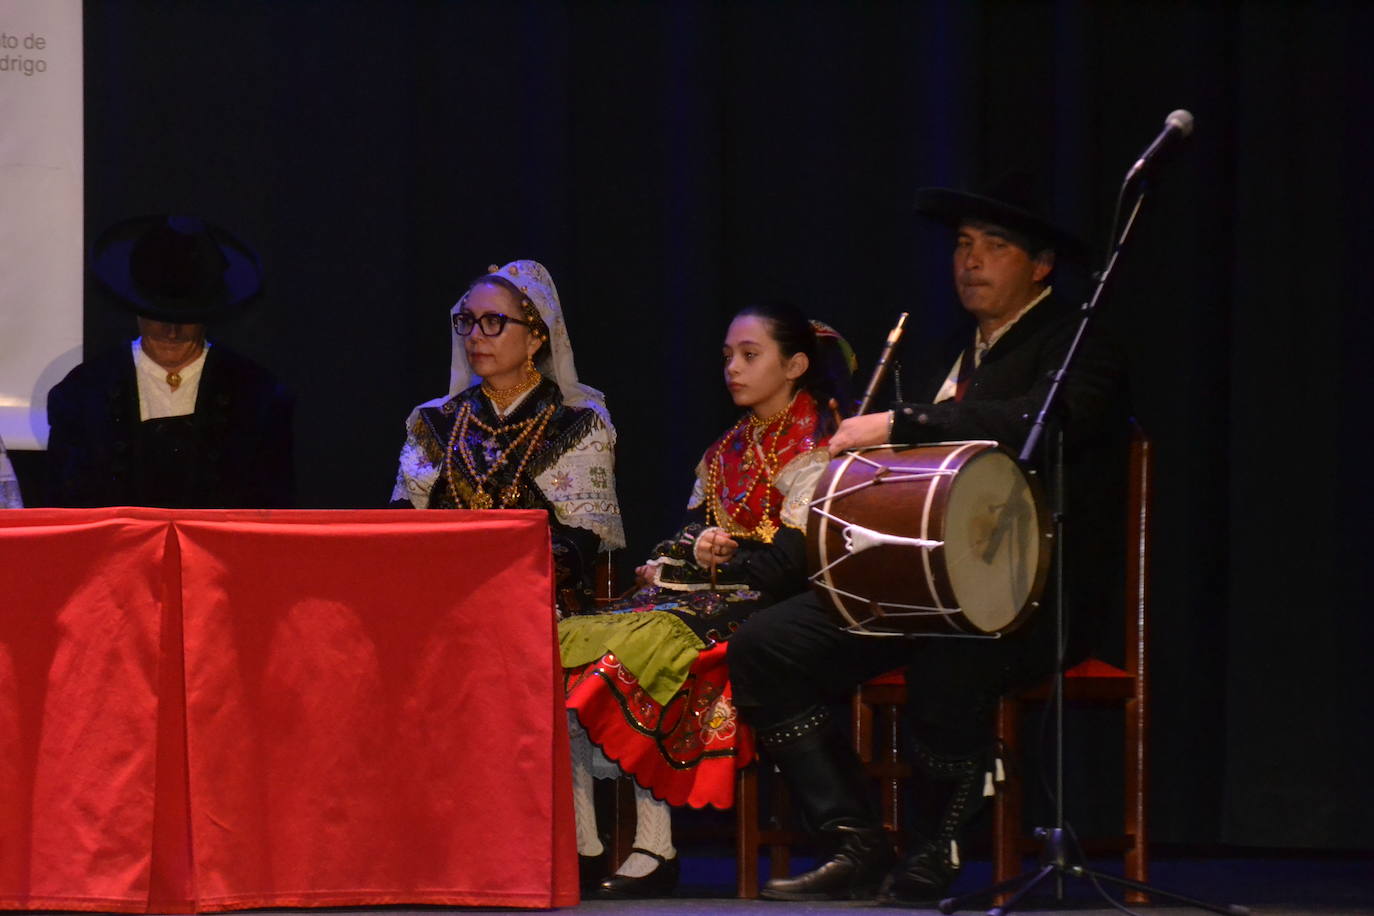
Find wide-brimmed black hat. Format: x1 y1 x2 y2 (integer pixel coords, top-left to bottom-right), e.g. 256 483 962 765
914 172 1091 265
90 215 263 322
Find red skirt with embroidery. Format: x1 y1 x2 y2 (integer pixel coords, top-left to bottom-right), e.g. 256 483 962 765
565 641 755 810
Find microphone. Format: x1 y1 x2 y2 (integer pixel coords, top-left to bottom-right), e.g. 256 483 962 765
856 312 908 416
1124 109 1194 184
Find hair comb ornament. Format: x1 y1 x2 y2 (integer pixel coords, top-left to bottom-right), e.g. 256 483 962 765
810 320 859 375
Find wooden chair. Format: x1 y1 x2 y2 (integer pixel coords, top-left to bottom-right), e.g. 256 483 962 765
591 549 617 607
730 759 798 898
993 422 1151 901
850 669 911 847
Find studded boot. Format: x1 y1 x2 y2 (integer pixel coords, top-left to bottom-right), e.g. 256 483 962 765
755 707 895 901
877 741 997 906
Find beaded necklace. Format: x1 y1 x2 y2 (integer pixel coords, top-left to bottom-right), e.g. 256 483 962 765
703 397 796 543
444 397 555 509
481 365 541 411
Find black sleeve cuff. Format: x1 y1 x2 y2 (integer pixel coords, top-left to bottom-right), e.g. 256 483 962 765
890 402 953 444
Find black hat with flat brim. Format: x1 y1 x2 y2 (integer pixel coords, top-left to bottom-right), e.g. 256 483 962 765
90 215 263 322
914 172 1092 266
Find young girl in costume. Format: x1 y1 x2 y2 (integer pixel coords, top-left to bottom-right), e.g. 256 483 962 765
559 302 854 897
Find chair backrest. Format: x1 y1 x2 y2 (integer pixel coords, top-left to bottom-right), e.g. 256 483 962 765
593 550 616 604
1124 418 1151 698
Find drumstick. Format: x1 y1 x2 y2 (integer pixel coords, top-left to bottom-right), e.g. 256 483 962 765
828 397 845 429
856 312 909 416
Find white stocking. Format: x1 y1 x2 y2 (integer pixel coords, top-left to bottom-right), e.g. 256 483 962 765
567 711 603 857
614 783 675 877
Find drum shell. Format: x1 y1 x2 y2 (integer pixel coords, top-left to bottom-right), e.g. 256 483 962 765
806 442 1049 636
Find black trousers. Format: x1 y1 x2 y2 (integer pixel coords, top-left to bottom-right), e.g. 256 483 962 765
728 589 1061 754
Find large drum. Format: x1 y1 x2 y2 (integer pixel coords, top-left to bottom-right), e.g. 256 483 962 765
807 441 1049 637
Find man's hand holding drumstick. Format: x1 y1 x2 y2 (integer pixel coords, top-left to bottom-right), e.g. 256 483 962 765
827 410 894 456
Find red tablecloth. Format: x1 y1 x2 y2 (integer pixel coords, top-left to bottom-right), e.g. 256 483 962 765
0 508 576 913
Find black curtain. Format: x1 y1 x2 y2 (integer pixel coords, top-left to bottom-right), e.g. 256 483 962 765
52 0 1372 850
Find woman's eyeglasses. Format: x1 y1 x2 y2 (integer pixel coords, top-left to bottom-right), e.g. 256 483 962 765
452 310 532 337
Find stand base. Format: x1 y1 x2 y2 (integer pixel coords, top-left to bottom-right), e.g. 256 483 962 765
939 829 1250 916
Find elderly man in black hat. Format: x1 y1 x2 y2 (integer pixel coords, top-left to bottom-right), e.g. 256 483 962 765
725 175 1127 905
46 216 294 508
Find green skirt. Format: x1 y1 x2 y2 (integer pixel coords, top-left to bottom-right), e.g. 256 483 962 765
558 609 704 706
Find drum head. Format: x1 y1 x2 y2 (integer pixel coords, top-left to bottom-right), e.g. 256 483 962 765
943 449 1045 632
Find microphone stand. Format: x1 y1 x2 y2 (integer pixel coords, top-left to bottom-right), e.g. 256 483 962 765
938 181 1247 916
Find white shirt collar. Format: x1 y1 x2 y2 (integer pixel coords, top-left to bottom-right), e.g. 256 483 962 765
933 287 1053 404
132 339 210 420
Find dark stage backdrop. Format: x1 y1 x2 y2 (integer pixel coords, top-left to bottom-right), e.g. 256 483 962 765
16 0 1368 852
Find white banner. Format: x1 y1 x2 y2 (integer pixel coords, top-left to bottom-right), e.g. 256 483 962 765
0 0 83 450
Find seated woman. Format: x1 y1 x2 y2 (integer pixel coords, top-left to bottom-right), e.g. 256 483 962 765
560 302 854 897
391 260 625 610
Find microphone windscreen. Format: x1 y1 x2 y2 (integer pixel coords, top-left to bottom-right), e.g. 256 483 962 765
1166 109 1195 137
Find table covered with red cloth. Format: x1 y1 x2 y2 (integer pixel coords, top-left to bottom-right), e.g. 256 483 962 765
0 508 577 913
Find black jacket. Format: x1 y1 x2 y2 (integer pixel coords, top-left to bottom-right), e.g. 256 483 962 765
891 294 1123 451
46 343 295 508
892 294 1131 662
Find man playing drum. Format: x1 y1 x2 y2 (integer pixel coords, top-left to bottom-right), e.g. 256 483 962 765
724 173 1129 906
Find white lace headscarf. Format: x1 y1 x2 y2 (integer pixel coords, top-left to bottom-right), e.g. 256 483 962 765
447 260 610 426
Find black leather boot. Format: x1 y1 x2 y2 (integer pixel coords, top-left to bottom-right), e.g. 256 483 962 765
877 742 992 906
754 707 895 901
762 822 894 901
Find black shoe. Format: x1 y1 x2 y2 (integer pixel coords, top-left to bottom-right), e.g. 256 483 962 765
876 842 959 906
578 851 607 890
593 848 680 899
760 825 895 901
